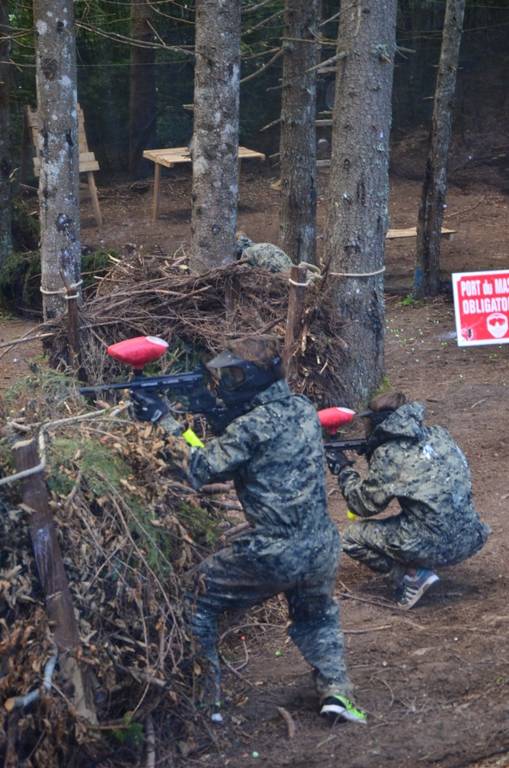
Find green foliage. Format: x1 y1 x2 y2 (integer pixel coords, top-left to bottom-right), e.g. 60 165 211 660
48 436 132 497
178 500 219 548
111 715 144 747
0 437 14 475
374 375 392 396
400 294 418 307
12 197 39 252
0 248 114 312
81 249 117 289
47 435 175 578
127 495 175 578
0 249 40 311
1 367 77 411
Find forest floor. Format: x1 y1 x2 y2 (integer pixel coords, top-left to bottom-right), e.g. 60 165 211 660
1 166 509 767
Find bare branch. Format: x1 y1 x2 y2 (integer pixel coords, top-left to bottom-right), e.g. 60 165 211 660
243 0 281 14
240 47 283 84
260 116 281 132
306 50 347 74
243 8 284 36
76 20 194 55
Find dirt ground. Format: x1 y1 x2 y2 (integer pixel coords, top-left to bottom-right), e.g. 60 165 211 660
1 167 509 767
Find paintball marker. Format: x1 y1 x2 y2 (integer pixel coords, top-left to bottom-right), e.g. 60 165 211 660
80 336 226 425
318 407 367 521
318 407 368 457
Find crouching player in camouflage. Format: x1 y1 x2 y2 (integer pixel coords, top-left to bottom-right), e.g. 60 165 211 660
327 392 490 610
132 337 366 724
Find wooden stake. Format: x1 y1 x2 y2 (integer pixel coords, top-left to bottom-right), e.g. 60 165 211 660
13 439 97 723
59 268 83 377
284 264 307 373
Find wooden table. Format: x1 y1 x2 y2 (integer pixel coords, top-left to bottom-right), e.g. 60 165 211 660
386 226 456 241
143 146 266 221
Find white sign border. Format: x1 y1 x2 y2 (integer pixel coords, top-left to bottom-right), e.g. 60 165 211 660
452 269 509 348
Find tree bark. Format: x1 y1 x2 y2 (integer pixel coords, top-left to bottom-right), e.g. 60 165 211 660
284 263 307 373
34 0 81 320
414 0 465 298
323 0 397 408
128 0 157 178
279 0 319 265
0 0 12 269
190 0 240 272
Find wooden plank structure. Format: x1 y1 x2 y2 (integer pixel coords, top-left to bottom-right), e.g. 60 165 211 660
26 104 103 227
143 145 266 221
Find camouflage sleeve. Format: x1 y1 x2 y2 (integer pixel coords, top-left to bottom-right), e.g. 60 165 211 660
337 448 395 518
187 416 264 489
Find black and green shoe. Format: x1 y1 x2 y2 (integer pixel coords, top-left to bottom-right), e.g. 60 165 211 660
320 694 367 724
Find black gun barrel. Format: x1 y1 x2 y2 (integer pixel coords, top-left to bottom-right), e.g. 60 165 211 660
80 370 206 396
324 438 368 455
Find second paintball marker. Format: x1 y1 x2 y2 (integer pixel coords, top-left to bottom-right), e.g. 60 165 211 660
317 407 368 457
323 437 368 456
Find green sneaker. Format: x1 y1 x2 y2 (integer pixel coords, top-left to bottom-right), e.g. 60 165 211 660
320 694 367 724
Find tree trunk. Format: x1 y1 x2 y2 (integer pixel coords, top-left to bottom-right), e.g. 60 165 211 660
279 0 319 265
34 0 81 320
190 0 240 272
0 0 12 269
414 0 465 298
323 1 396 408
128 0 157 178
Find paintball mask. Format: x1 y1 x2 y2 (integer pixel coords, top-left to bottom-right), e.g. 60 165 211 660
206 349 282 411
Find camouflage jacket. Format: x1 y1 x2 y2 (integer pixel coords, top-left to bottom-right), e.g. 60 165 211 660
187 380 335 540
339 402 488 538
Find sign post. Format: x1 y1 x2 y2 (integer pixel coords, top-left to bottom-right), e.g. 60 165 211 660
452 270 509 347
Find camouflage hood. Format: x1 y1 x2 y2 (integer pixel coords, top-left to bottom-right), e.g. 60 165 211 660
370 402 426 445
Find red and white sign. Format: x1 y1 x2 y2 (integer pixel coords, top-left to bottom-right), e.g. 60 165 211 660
452 270 509 347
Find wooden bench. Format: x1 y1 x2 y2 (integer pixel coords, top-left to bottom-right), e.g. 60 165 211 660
26 104 103 227
143 146 266 221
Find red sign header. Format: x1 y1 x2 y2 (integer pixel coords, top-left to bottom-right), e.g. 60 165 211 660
452 270 509 346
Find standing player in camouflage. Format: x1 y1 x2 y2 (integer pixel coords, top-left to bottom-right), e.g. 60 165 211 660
132 336 366 724
327 392 490 609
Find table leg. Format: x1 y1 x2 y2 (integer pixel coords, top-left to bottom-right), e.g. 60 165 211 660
87 172 103 227
152 163 161 222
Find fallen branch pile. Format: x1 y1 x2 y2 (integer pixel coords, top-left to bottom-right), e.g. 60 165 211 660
0 371 241 766
48 250 346 405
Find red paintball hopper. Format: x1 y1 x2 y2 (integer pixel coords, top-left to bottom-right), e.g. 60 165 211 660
318 406 356 435
107 336 169 369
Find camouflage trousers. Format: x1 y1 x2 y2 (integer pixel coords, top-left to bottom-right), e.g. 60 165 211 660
343 514 489 575
187 528 351 707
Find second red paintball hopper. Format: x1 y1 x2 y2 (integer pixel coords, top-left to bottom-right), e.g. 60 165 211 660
318 406 356 435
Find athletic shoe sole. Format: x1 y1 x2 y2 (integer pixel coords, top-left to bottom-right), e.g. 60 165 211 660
320 702 367 724
397 573 440 610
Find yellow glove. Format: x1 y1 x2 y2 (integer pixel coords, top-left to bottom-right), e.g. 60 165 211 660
182 428 205 448
346 509 360 521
